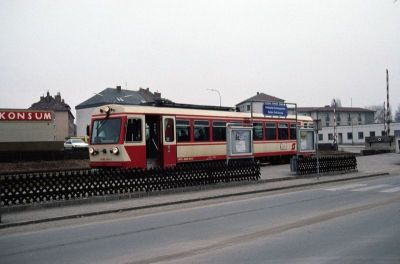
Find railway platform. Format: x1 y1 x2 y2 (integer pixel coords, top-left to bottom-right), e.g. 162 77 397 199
1 153 399 230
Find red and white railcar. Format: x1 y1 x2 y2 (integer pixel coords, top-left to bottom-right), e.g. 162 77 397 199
88 104 314 169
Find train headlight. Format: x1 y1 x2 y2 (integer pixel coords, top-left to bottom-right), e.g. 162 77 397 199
103 106 110 113
100 106 112 115
111 147 119 155
89 147 97 155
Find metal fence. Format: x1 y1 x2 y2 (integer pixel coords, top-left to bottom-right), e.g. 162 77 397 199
0 160 260 207
291 155 357 175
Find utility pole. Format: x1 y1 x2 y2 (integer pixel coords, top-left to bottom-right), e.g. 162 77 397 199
316 111 320 178
386 69 390 136
333 99 337 149
384 101 386 135
351 98 354 145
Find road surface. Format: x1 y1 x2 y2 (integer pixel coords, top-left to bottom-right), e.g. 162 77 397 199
1 174 399 264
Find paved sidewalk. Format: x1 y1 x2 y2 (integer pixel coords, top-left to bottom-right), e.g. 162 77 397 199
1 153 399 229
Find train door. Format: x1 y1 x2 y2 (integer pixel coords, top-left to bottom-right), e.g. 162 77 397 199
145 115 162 169
125 115 146 169
162 116 177 167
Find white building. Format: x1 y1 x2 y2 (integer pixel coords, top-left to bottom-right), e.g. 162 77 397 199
317 122 400 145
75 86 163 136
286 106 375 128
236 92 285 113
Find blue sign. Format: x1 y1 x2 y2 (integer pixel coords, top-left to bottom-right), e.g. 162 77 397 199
263 104 288 117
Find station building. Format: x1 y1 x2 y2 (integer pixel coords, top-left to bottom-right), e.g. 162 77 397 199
236 92 374 127
317 122 400 145
235 92 399 149
294 106 375 128
235 92 285 113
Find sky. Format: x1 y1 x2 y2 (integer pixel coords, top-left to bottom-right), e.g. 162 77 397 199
0 0 399 117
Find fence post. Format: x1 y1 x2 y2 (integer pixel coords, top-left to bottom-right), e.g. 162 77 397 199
0 178 2 223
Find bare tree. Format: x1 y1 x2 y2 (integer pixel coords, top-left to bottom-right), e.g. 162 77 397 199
331 98 342 107
366 105 385 123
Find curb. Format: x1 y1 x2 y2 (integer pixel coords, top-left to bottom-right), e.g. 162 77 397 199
0 172 390 229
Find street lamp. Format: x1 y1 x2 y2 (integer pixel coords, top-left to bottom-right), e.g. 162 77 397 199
207 89 221 107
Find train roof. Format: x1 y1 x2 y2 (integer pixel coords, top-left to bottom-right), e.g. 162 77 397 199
92 104 313 122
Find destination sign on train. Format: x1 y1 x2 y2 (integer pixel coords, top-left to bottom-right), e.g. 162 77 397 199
263 104 288 117
0 110 53 121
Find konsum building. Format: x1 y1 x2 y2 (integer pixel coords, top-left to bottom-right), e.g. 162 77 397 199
0 109 57 151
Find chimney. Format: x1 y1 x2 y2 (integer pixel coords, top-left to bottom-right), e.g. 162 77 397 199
55 92 61 102
116 85 121 92
154 92 161 99
257 92 259 95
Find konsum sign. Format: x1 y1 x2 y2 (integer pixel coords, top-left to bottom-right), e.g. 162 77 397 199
0 110 53 121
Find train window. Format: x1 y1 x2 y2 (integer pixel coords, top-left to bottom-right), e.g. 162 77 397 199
164 118 175 142
265 122 277 140
194 120 210 141
278 123 289 140
290 123 297 140
125 118 142 142
177 120 190 142
91 118 122 144
253 123 263 140
229 121 243 126
212 121 226 141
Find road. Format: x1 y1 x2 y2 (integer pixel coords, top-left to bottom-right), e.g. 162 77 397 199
1 174 399 264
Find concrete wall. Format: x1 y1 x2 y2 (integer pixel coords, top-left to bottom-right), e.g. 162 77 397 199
0 110 75 142
55 112 66 141
0 141 63 151
0 121 56 142
365 136 396 152
54 112 75 141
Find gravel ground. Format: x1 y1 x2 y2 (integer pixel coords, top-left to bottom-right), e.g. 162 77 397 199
0 159 90 174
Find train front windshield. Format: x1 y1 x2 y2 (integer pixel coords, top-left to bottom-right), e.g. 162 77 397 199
91 118 121 144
